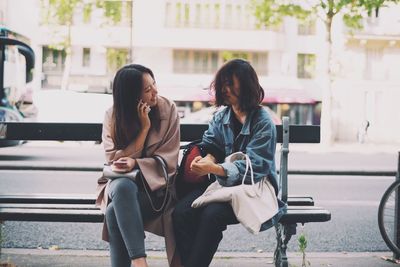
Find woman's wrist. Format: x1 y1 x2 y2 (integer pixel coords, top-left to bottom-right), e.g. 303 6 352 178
211 163 226 177
114 150 125 160
130 158 137 170
140 126 150 133
205 154 217 163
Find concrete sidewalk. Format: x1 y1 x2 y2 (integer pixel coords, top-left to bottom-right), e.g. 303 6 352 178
1 249 399 267
289 142 399 154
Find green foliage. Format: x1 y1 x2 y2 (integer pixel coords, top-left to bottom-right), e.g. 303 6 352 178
298 233 307 252
96 1 124 24
41 0 133 52
46 0 80 25
298 233 311 267
251 0 398 32
42 0 131 27
221 51 249 62
106 48 129 73
343 13 364 29
82 3 92 23
251 0 310 27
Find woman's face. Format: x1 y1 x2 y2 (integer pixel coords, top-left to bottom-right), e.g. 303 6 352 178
140 73 158 107
222 75 240 106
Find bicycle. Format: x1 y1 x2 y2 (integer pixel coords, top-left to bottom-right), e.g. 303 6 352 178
378 152 400 259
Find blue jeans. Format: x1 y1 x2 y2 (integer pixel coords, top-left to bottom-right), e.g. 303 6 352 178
172 189 239 267
106 177 159 267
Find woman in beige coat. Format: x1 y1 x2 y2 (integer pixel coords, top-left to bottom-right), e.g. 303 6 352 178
96 64 181 267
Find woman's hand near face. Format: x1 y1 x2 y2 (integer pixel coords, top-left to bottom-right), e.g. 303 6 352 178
137 100 151 131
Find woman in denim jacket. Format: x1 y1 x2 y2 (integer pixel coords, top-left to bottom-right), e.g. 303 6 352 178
173 59 279 267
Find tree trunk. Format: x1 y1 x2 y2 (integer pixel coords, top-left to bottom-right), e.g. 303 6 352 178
320 15 334 145
60 22 72 90
60 49 71 91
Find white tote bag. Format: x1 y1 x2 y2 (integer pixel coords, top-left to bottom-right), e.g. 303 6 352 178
191 152 279 234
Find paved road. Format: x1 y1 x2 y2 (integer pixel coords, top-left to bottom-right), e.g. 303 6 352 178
2 250 398 267
0 143 397 254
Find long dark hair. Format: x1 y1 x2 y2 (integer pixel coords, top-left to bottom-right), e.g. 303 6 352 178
111 64 159 149
211 59 264 112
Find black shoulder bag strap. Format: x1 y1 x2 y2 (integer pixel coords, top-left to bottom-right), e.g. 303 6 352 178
140 155 170 212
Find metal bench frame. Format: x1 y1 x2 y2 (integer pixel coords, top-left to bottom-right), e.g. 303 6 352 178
0 117 330 267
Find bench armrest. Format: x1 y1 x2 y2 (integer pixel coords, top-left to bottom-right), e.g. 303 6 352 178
279 117 289 203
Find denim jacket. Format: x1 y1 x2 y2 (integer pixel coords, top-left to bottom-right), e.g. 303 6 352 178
201 106 279 193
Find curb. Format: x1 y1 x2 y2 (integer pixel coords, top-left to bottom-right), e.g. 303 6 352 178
1 248 393 258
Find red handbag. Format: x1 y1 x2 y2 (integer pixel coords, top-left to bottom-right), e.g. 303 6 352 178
181 144 208 183
176 141 210 199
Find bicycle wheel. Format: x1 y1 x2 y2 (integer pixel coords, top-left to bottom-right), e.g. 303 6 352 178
378 179 400 256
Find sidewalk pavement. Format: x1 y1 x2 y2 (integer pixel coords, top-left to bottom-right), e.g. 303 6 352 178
1 249 399 267
289 142 399 154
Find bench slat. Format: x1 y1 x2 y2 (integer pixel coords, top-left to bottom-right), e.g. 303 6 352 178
0 204 325 211
0 203 97 210
0 206 330 224
0 195 314 206
0 194 96 204
0 122 320 143
0 208 104 222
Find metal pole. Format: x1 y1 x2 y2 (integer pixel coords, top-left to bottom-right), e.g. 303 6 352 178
0 43 5 103
394 151 400 259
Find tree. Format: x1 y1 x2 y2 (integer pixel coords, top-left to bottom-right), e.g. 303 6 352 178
41 0 132 90
251 0 399 144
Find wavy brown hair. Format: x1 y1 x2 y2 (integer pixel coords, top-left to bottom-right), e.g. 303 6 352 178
211 59 264 112
111 64 160 149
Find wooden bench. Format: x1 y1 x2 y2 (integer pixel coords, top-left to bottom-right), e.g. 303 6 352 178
0 117 331 267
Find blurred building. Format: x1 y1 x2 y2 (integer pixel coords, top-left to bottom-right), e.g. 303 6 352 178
0 0 399 143
333 8 400 143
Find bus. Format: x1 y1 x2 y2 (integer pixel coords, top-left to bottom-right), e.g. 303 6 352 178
0 26 36 146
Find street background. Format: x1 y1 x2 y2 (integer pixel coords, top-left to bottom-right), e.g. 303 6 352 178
1 91 400 266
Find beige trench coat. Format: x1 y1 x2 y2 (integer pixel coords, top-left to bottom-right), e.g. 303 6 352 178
95 96 182 267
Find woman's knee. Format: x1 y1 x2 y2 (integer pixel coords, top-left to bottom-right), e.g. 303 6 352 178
172 202 187 224
201 203 230 226
108 178 138 199
105 203 117 228
173 189 204 217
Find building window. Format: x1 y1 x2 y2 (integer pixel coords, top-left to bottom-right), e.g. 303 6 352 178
175 2 182 27
183 3 190 27
42 46 66 72
194 3 201 27
165 0 262 30
252 53 268 75
298 19 316 35
106 48 129 74
364 47 383 80
173 50 190 73
173 50 268 75
101 1 133 26
297 54 316 79
173 50 217 73
213 3 221 28
224 4 232 28
82 47 91 67
82 4 92 24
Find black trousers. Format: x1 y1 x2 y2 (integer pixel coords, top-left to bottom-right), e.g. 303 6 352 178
172 189 239 267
